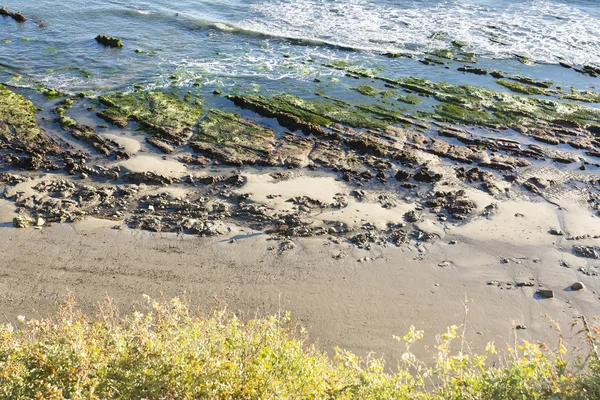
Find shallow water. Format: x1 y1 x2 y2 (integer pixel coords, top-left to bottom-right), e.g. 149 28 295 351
2 0 600 95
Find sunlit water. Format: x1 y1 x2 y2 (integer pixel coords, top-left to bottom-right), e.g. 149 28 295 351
1 0 600 94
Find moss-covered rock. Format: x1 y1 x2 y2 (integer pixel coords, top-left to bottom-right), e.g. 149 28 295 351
57 115 77 129
95 35 123 48
496 80 549 95
228 93 394 132
387 77 600 129
97 91 203 140
191 109 275 165
352 84 379 97
0 85 46 146
13 215 33 228
397 95 420 105
563 89 600 103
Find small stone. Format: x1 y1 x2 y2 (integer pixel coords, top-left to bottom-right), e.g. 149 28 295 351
404 210 421 223
571 282 585 291
500 258 510 264
36 217 45 227
536 289 554 299
438 261 452 268
516 282 534 287
515 325 527 330
574 245 600 259
549 227 565 236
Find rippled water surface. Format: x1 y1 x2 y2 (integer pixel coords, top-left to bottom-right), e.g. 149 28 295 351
2 0 600 93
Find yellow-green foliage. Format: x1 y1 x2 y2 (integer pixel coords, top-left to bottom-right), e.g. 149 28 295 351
0 297 599 399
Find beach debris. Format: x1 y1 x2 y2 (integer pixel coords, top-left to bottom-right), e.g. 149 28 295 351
278 240 296 254
95 35 123 48
536 289 554 299
571 282 585 291
515 325 527 330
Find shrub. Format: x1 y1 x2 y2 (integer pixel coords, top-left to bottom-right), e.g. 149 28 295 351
0 296 599 399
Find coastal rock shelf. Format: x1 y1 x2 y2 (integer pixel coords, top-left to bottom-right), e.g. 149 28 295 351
0 78 599 257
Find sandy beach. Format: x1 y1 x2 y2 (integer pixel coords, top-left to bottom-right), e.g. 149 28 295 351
2 168 599 362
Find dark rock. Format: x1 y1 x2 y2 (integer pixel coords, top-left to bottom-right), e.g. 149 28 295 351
536 289 554 299
413 167 442 183
404 210 421 223
571 282 585 291
123 172 174 186
458 66 488 75
11 12 26 22
394 170 413 181
549 228 565 236
516 282 535 287
146 137 175 154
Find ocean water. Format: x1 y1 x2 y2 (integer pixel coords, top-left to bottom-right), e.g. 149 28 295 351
1 0 600 94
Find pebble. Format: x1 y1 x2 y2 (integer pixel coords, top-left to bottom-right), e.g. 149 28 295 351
571 282 585 291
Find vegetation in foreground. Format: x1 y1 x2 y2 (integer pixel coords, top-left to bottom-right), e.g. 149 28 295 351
0 296 599 399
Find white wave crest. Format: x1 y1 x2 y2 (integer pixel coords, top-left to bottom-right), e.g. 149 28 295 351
238 0 600 66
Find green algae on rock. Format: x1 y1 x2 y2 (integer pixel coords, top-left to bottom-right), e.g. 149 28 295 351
228 93 394 132
97 91 203 137
496 80 549 96
95 35 123 48
352 84 379 97
562 89 600 103
385 77 600 129
0 85 46 146
191 109 275 165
